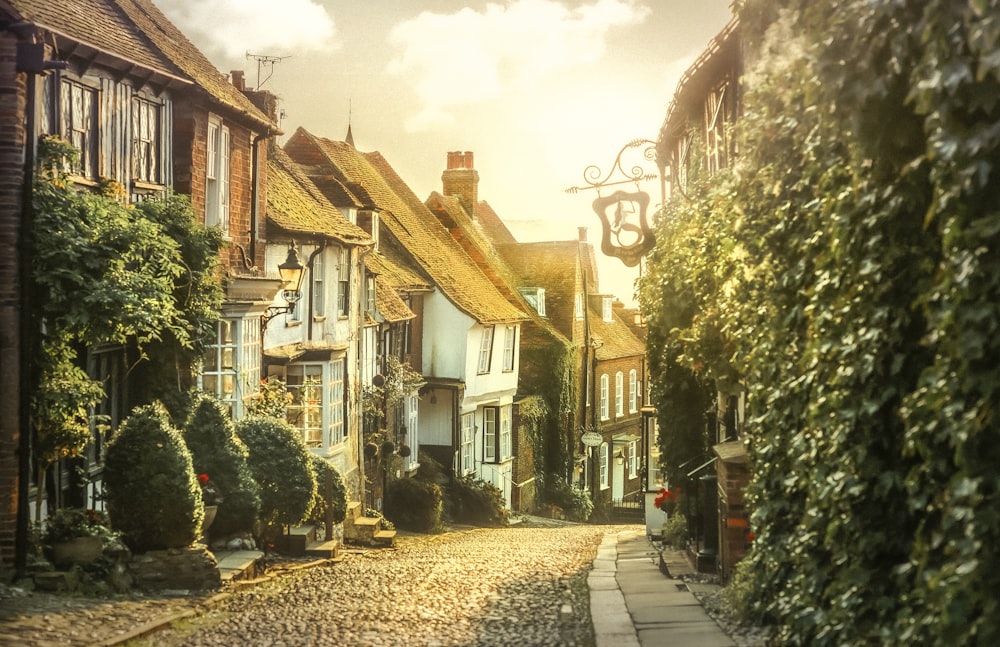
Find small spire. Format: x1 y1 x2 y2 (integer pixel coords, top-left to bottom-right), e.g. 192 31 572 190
345 99 355 147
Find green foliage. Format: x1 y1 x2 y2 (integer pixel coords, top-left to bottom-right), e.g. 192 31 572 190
639 1 1000 644
384 477 443 532
103 404 203 552
445 476 509 527
246 376 292 419
235 415 317 529
183 394 261 536
307 454 347 526
541 475 593 522
42 508 114 545
660 513 688 549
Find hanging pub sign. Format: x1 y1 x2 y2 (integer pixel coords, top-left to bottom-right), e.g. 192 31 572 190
565 138 658 267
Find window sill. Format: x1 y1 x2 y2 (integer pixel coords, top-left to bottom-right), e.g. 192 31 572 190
132 180 165 194
285 320 302 328
313 316 327 323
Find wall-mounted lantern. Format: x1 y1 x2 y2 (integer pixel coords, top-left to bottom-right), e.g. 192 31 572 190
262 243 305 330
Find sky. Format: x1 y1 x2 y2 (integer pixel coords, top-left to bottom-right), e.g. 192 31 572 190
155 0 735 306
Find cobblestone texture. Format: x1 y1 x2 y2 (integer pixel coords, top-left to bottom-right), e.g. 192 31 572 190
1 521 636 647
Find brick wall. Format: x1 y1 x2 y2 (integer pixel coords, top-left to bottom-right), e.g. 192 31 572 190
0 32 26 573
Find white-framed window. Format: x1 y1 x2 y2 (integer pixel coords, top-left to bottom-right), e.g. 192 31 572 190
59 79 99 178
629 369 638 413
337 247 349 317
329 358 346 446
405 393 419 469
201 318 260 418
575 293 584 319
483 407 497 463
478 326 494 374
628 440 638 478
518 287 546 316
286 364 324 448
366 275 376 314
615 371 624 417
600 442 609 489
312 253 325 317
131 96 162 184
500 405 512 460
600 374 609 421
502 326 516 372
602 297 613 322
206 114 230 234
461 413 475 475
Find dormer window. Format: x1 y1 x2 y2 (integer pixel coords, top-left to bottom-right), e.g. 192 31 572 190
602 297 613 322
519 287 546 317
360 210 379 249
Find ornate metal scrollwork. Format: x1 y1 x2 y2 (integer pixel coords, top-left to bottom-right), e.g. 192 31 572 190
565 139 657 266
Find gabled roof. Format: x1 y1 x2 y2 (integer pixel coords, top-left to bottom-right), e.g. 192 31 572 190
7 0 279 133
499 240 584 340
266 147 371 245
364 254 416 323
364 245 432 294
426 192 570 347
475 201 518 247
591 305 646 361
285 128 527 325
5 0 187 83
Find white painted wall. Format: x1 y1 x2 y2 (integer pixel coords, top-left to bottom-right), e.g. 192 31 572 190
421 290 472 379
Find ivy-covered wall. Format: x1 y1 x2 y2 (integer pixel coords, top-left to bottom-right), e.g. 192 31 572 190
640 1 1000 644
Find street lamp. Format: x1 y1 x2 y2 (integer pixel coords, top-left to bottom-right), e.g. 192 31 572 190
262 243 305 329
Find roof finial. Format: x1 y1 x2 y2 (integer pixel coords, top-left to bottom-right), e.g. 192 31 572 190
345 99 355 148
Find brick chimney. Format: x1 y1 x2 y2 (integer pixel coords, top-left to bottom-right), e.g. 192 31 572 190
442 150 479 219
231 70 245 91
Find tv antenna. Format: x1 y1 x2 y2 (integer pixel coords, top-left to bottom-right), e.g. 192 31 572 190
245 51 290 90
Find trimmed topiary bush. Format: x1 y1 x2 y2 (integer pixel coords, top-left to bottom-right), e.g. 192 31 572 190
307 454 347 526
446 476 509 527
183 394 261 536
384 477 443 532
235 415 316 530
103 403 202 552
542 475 593 522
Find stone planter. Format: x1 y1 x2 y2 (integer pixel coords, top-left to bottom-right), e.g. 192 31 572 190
49 535 103 568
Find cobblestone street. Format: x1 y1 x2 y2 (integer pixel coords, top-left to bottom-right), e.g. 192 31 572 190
2 522 640 646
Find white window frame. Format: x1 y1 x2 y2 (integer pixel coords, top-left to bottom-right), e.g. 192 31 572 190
483 407 497 463
59 79 99 179
286 364 324 448
615 371 624 418
461 413 475 475
629 369 638 413
206 114 230 235
337 247 349 317
131 96 162 184
329 358 346 446
502 326 516 372
201 318 262 417
500 405 512 460
477 326 494 374
600 442 609 489
312 253 325 317
405 393 419 470
600 374 609 421
366 275 376 314
628 440 638 478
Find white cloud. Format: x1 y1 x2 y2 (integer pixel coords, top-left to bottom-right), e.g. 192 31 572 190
156 0 339 61
387 0 651 132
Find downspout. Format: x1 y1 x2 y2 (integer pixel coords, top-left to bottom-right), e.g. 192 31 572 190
249 132 271 265
13 22 67 580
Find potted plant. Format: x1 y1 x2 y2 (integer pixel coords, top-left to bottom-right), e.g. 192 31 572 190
43 508 111 568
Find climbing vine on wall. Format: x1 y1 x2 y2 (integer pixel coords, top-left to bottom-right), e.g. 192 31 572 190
640 1 1000 644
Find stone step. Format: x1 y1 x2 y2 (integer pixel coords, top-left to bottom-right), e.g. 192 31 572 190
373 529 396 547
304 538 340 559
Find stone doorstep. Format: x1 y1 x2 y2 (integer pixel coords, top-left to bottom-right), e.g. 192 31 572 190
213 549 265 582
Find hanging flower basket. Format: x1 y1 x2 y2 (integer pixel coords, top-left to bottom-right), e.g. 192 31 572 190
364 442 379 459
398 444 412 458
381 441 396 456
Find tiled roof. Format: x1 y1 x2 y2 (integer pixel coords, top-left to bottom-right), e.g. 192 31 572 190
364 254 416 323
285 128 527 325
7 0 185 79
425 192 569 348
364 247 432 293
117 0 278 132
266 148 371 245
499 241 583 340
591 307 646 360
475 201 518 246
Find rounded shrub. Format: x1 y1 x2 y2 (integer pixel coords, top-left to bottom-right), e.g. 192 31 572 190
384 478 443 532
235 415 316 529
307 454 347 526
183 394 261 536
542 475 593 522
446 476 509 527
103 403 202 552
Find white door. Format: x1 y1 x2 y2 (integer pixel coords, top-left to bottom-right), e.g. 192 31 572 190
612 458 624 501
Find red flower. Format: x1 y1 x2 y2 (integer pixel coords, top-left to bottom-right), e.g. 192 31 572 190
198 473 210 486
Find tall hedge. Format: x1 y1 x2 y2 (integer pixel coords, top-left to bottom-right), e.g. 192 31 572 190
103 404 202 551
307 453 347 527
183 394 261 536
639 1 1000 644
235 415 317 529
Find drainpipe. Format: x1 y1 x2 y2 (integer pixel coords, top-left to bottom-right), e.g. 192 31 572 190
249 132 271 265
12 22 67 580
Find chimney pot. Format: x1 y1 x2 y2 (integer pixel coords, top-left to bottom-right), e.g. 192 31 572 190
463 151 474 169
578 226 588 242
